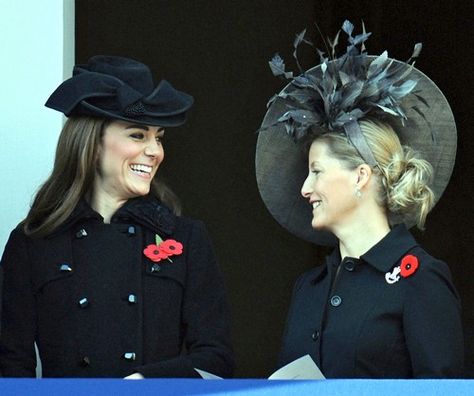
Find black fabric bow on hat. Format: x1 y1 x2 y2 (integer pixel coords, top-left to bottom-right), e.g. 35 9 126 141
45 55 193 127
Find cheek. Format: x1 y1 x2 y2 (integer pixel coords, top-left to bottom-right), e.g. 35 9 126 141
99 143 137 174
325 178 352 203
159 146 165 162
333 184 356 208
109 142 141 163
122 145 141 158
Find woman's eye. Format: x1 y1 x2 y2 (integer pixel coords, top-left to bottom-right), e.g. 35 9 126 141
130 133 144 139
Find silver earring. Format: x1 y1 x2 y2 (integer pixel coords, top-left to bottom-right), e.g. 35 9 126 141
355 188 362 198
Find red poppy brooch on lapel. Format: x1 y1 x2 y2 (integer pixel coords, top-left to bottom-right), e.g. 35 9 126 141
385 254 419 284
143 234 183 263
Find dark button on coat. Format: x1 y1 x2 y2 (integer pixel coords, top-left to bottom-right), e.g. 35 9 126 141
278 225 464 378
0 196 234 378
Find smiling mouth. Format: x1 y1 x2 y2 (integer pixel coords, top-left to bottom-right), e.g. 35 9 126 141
129 164 153 177
312 201 321 209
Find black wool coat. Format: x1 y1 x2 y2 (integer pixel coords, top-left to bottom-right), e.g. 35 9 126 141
278 225 464 378
0 197 234 378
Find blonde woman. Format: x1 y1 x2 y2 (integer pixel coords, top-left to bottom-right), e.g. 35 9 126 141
256 21 463 377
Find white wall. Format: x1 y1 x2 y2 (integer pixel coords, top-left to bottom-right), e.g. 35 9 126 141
0 0 74 252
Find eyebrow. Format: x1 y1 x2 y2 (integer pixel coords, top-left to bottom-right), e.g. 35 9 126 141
125 124 149 131
310 161 320 168
125 124 165 133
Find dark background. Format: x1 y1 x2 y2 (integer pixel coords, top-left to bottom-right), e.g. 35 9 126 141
76 0 473 377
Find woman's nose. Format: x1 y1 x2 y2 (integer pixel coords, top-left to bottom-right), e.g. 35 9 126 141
301 175 312 198
144 139 161 157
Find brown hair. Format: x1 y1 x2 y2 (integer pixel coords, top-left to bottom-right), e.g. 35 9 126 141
23 116 180 237
314 119 435 229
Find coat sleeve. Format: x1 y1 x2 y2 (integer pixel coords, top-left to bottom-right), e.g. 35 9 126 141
0 228 37 377
133 220 235 378
403 254 464 378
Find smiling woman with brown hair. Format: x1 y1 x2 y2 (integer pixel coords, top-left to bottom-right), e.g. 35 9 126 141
0 56 234 378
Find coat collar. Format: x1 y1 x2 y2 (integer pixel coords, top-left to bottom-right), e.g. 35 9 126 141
48 195 177 238
360 224 419 273
310 224 419 283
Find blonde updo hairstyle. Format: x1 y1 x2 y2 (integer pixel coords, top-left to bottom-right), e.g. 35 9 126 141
314 119 435 229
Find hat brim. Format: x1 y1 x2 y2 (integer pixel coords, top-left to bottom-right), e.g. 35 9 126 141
256 58 457 246
78 99 191 127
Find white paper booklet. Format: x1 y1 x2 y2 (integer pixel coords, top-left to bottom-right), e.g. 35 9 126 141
195 354 325 380
194 368 224 379
267 354 325 380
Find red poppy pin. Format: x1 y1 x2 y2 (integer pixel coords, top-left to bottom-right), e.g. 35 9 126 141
400 254 419 278
385 254 419 284
143 234 183 263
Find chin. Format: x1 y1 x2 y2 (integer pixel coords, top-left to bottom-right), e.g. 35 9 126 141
311 220 328 231
128 186 151 198
136 189 150 197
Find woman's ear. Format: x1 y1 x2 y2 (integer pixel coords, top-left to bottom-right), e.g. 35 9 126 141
94 145 103 173
355 164 373 189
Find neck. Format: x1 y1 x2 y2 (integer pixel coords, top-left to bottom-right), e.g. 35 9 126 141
334 209 390 260
89 185 128 224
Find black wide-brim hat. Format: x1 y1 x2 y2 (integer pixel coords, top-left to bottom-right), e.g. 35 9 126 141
256 58 457 246
45 55 193 127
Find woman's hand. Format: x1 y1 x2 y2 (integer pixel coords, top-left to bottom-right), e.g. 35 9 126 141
124 372 145 379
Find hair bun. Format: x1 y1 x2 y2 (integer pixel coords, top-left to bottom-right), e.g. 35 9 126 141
384 145 435 228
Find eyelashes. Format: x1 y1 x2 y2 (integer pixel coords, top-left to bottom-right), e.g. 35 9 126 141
130 133 164 142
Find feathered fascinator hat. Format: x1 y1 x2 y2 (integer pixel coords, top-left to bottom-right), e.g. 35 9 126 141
45 55 193 127
256 20 457 245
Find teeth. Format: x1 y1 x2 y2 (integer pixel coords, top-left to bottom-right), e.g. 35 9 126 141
130 164 152 174
312 201 321 209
